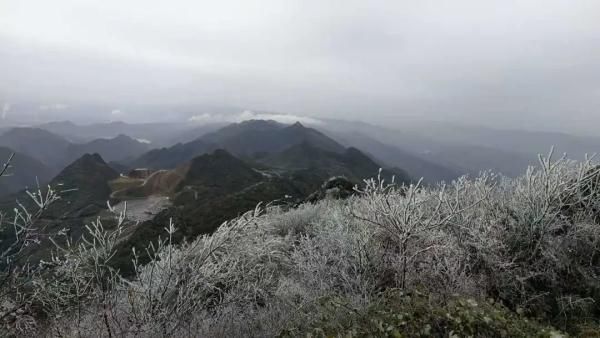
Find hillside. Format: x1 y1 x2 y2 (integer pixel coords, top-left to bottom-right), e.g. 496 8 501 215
113 136 409 268
176 149 264 194
0 127 71 170
117 149 264 199
0 153 120 265
0 147 53 197
261 142 410 184
41 153 120 219
331 131 462 183
319 119 559 178
130 139 219 169
111 148 367 272
9 153 598 337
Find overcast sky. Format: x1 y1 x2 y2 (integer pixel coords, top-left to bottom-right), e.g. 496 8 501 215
1 0 599 134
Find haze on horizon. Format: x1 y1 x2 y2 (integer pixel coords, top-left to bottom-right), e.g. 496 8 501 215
1 0 599 135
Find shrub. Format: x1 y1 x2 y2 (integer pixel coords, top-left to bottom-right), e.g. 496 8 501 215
281 290 563 338
2 151 600 336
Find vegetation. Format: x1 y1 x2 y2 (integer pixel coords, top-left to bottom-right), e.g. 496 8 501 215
0 150 599 336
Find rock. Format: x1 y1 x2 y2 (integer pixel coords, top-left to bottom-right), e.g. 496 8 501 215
305 176 356 203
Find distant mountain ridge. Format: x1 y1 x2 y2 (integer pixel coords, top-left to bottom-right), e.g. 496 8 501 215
261 142 409 183
130 139 219 169
201 120 345 156
0 147 53 197
328 131 462 183
66 134 150 163
38 120 195 146
6 116 599 279
0 127 151 173
129 120 347 169
0 128 72 170
319 118 592 179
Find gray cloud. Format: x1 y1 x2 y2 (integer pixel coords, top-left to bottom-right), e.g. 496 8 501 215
1 0 599 134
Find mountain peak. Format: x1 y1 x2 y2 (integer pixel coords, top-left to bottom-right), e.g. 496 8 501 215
187 149 244 169
211 148 234 158
179 149 262 192
233 119 284 131
2 127 67 140
76 153 107 165
44 153 119 218
54 153 117 183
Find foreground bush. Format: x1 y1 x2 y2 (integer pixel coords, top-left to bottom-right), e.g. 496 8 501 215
281 290 562 338
1 151 599 336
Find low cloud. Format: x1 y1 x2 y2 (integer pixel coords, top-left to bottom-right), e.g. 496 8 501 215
189 110 323 125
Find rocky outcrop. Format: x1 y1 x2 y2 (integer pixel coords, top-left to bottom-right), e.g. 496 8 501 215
305 176 356 203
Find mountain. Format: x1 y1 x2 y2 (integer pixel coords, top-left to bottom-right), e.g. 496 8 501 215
130 139 219 169
162 122 228 145
395 122 600 161
0 128 71 170
111 149 318 272
0 128 153 173
116 149 264 200
130 120 347 169
261 142 410 184
0 147 53 197
113 146 406 274
329 131 462 183
201 120 345 157
66 134 150 163
176 149 263 194
44 153 119 219
418 144 535 177
318 119 555 178
38 120 194 146
0 153 119 264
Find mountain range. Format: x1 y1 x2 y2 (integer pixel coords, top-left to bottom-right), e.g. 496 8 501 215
0 128 150 178
1 117 598 270
0 120 408 269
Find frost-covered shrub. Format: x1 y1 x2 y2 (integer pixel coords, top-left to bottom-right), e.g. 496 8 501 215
4 151 600 336
0 154 62 336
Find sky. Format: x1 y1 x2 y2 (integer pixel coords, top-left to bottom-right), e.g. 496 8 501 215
0 0 599 134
